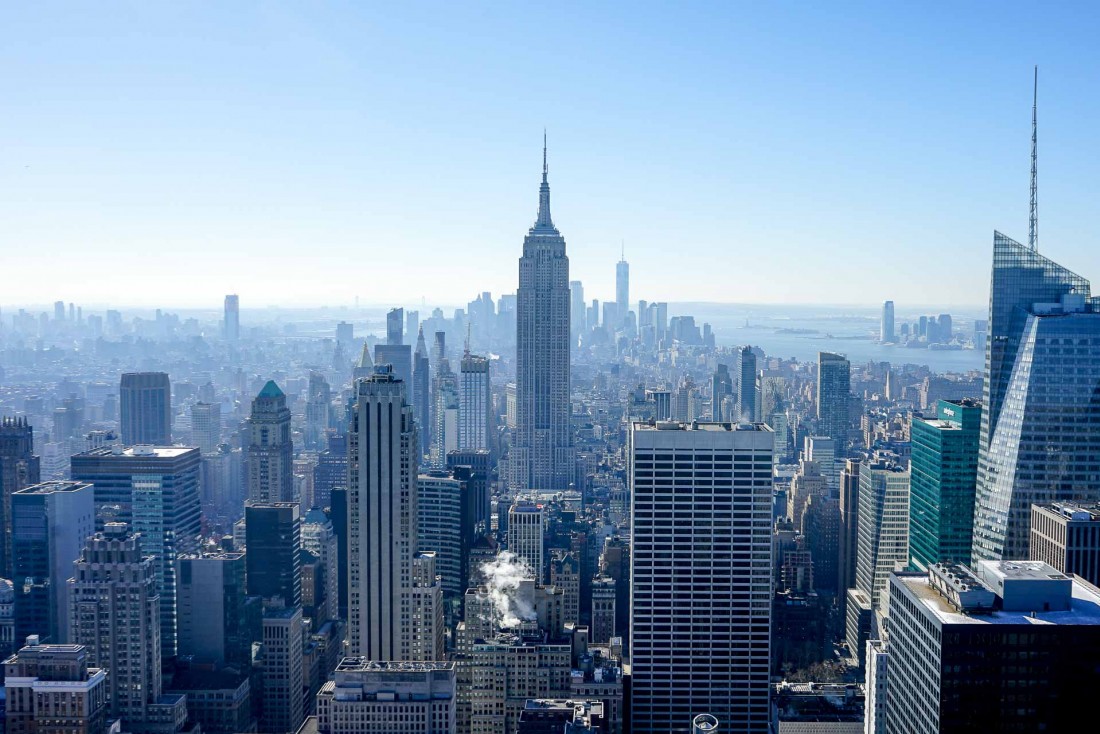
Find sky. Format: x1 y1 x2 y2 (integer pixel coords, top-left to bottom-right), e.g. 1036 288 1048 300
3 2 1100 310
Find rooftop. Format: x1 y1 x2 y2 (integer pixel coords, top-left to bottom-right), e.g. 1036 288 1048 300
334 659 455 673
14 480 92 495
257 380 284 398
78 445 196 459
1035 501 1100 523
634 420 773 432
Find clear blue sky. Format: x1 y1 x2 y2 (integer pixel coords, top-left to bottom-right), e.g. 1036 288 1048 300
3 2 1100 310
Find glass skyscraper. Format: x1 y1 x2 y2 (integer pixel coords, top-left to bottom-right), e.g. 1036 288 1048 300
817 352 851 445
909 398 981 570
973 233 1100 561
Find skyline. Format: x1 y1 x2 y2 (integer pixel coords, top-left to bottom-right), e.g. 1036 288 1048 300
5 3 1100 307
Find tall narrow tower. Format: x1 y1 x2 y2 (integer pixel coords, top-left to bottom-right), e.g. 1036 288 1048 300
246 381 293 504
513 135 575 490
616 245 630 327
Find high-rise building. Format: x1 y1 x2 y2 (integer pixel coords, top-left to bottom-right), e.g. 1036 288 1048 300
591 574 616 644
459 351 491 451
69 523 167 730
909 399 981 570
508 500 544 581
190 402 221 454
880 300 895 342
301 507 340 623
348 366 440 661
70 445 201 659
245 502 301 607
973 233 1100 561
315 660 456 734
1 416 41 579
737 346 758 422
246 381 294 504
570 280 585 344
413 327 431 457
512 139 574 491
224 294 240 342
630 421 773 733
615 256 629 325
261 605 304 734
12 481 95 645
1030 502 1100 586
853 458 910 612
119 372 171 446
886 561 1100 733
374 344 413 403
4 642 109 734
431 359 460 468
711 363 733 422
386 307 404 345
416 470 464 597
816 352 850 446
176 551 250 668
837 459 860 615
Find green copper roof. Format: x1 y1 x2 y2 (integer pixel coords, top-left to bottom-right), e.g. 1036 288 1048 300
257 380 284 398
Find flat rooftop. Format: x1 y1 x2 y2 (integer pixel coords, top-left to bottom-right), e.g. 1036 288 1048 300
334 659 455 673
14 480 92 495
78 446 196 459
634 420 773 432
898 574 1100 626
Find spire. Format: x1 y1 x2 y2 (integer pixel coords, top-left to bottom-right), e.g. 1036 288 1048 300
415 325 428 358
1029 65 1038 251
535 130 554 229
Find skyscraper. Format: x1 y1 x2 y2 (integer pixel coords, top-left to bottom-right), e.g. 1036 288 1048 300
246 381 294 504
909 398 981 569
70 445 202 659
413 327 431 457
508 500 545 581
4 642 109 734
70 523 166 730
224 294 239 342
880 300 895 342
615 254 629 325
0 416 41 578
816 352 850 446
737 346 758 422
12 481 95 644
570 280 585 345
973 233 1100 561
711 363 733 422
245 502 301 607
458 350 491 451
630 420 773 733
512 138 575 491
431 359 460 469
348 365 438 660
387 307 404 345
119 372 171 446
854 458 910 612
190 402 221 454
175 551 250 668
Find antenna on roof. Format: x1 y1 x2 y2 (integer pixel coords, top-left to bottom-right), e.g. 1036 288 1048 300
1029 65 1039 251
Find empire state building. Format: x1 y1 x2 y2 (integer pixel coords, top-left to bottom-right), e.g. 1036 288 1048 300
512 138 575 490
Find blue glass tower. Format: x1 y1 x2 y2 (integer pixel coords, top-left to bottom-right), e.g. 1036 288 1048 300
972 233 1100 561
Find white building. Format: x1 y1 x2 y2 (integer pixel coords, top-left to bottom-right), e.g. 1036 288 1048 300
508 501 545 581
315 660 456 734
459 352 491 451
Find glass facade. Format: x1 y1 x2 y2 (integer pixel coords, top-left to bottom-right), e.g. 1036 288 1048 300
909 399 981 570
974 233 1100 561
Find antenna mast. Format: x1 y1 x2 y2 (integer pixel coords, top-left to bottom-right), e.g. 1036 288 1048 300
1029 65 1038 251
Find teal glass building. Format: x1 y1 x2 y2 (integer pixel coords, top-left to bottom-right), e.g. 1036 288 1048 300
909 399 981 570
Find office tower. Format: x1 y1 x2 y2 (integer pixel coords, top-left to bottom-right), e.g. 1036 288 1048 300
406 310 420 343
261 605 304 734
408 551 444 661
459 350 491 451
802 493 840 593
508 500 545 580
712 363 733 421
224 294 240 342
570 280 585 343
880 300 895 342
304 373 332 450
335 320 354 347
413 327 431 457
312 432 347 511
245 502 301 607
0 579 12 658
864 639 888 734
190 402 221 454
837 459 860 613
302 507 340 622
4 642 109 734
1 416 41 579
550 550 579 624
70 445 201 659
909 399 981 570
12 481 94 644
816 352 850 445
803 435 839 493
1030 502 1100 586
973 234 1100 561
70 523 166 729
330 487 348 620
386 307 404 345
886 561 1100 733
176 551 250 668
315 660 457 734
417 470 463 596
353 342 374 382
119 372 171 446
348 366 434 660
431 359 460 468
591 574 616 644
737 346 758 422
616 255 629 324
630 421 773 733
374 343 413 401
246 381 294 503
512 139 575 491
853 459 909 611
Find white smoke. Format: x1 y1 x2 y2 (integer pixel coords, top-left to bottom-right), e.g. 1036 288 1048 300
480 551 537 628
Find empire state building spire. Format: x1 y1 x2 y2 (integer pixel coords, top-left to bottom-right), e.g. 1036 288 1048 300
534 130 555 231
